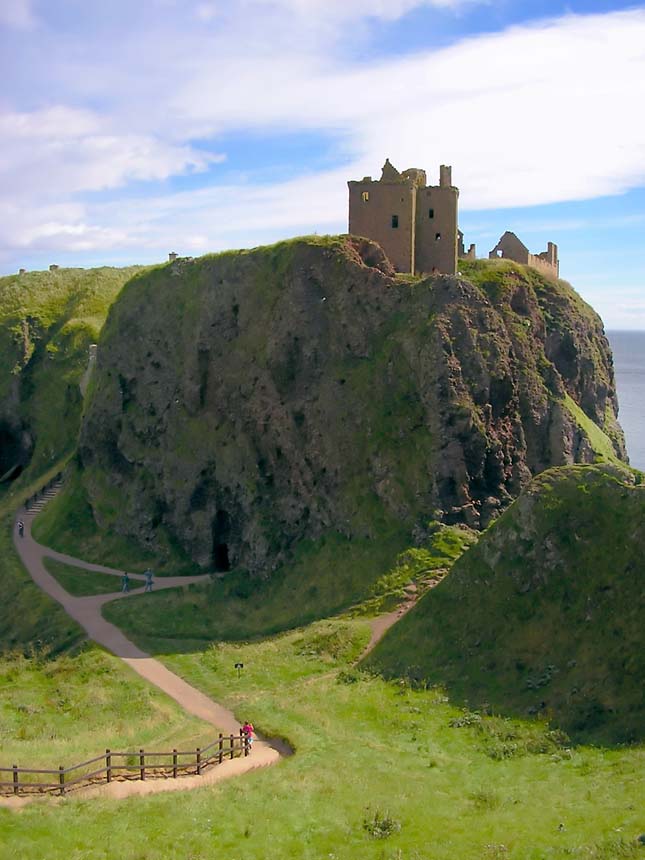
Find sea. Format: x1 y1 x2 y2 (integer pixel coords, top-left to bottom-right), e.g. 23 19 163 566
607 331 645 472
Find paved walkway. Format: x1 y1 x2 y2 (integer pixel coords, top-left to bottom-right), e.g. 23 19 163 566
6 505 288 805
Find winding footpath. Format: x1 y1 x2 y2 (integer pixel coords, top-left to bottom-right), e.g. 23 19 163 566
5 493 420 807
5 501 287 806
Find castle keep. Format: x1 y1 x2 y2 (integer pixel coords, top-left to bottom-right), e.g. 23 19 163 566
348 159 459 275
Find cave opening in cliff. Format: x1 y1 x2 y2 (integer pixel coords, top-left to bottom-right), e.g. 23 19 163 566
0 422 27 483
212 509 231 572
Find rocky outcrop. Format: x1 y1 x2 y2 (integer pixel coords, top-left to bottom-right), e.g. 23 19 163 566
79 237 625 572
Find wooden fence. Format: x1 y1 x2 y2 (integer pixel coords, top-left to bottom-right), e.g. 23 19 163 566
1 730 249 796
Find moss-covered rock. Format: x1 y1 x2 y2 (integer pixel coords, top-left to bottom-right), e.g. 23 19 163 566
0 265 143 485
365 463 645 744
75 237 625 574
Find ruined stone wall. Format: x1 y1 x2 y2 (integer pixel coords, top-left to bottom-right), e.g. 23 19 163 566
528 253 559 279
489 232 559 278
348 180 416 274
489 232 530 264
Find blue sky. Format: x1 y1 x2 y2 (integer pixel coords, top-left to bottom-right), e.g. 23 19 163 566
1 0 644 328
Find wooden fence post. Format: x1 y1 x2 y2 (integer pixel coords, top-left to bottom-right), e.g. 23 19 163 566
229 734 235 760
196 748 201 775
12 765 18 795
139 749 145 781
218 733 223 764
172 749 178 778
59 765 65 796
106 749 112 783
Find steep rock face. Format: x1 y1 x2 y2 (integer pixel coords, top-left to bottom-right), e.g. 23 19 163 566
79 237 625 572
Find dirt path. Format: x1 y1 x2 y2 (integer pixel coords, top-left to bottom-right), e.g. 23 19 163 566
361 597 417 659
7 496 421 807
5 507 289 806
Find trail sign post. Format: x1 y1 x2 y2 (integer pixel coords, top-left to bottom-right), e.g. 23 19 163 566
234 662 244 679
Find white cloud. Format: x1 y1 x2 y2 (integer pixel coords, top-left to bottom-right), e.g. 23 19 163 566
0 0 37 29
257 0 481 20
195 2 219 21
0 106 223 195
2 3 645 305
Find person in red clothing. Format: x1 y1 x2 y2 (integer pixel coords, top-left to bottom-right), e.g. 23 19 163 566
242 720 254 752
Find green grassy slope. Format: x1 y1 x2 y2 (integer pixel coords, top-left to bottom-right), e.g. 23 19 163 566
2 618 642 859
43 558 125 597
0 646 215 770
102 523 475 649
365 464 645 744
0 265 142 486
0 465 84 656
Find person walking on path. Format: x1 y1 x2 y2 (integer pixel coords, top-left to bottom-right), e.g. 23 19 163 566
17 520 24 538
242 720 254 753
121 572 130 593
144 569 154 592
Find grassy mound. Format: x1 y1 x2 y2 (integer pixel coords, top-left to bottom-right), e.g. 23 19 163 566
365 464 645 744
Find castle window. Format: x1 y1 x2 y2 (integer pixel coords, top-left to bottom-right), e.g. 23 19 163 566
435 232 441 241
391 215 399 229
362 191 369 202
428 208 434 219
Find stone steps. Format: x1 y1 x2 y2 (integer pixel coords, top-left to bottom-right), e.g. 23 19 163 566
25 480 63 513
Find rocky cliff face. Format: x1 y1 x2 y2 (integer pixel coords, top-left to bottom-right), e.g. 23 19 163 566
79 237 625 572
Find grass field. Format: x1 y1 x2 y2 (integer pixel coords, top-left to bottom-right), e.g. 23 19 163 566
1 618 642 860
43 558 125 597
0 646 215 771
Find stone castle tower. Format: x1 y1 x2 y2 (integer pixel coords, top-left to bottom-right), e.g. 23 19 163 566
348 159 458 275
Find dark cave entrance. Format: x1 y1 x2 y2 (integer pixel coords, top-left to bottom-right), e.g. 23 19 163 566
212 509 231 572
0 422 28 483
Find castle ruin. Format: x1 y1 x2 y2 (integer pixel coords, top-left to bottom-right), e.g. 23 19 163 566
348 159 459 275
489 231 559 278
348 160 561 280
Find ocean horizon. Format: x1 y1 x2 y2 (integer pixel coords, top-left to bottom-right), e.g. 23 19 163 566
607 330 645 472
